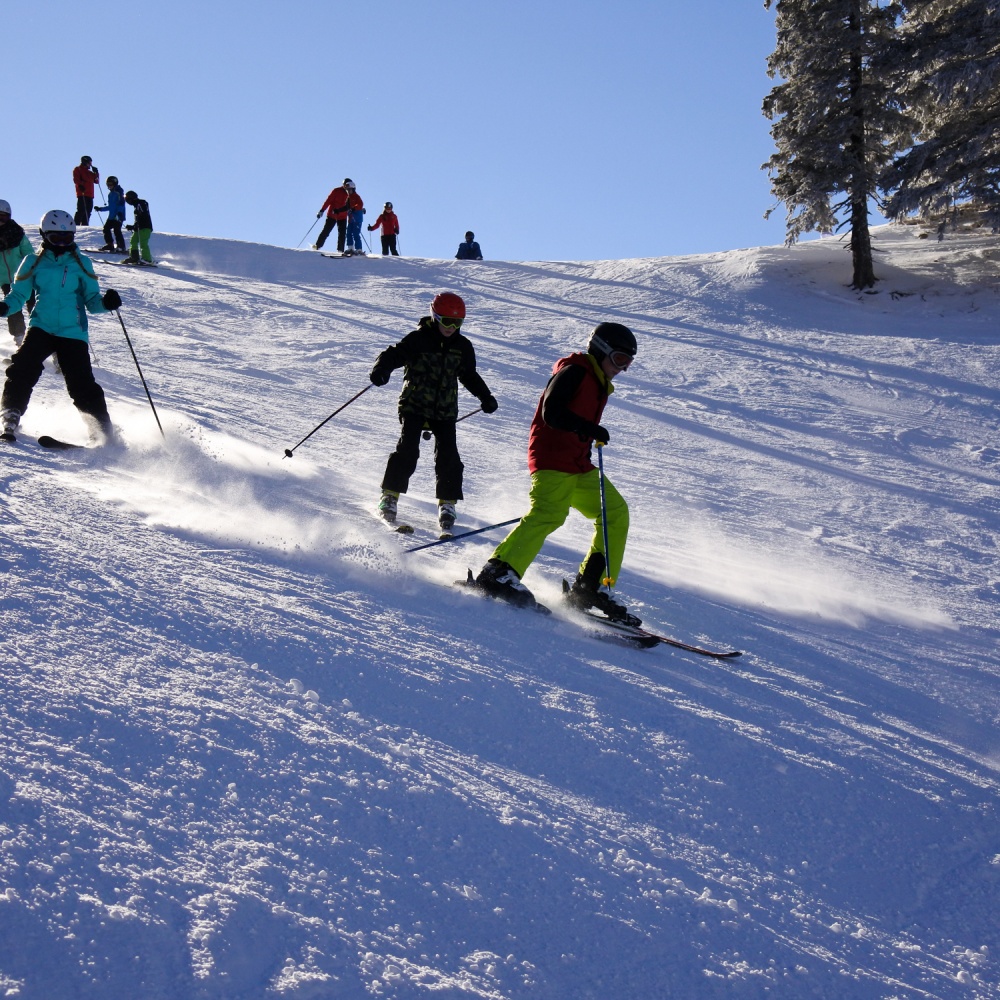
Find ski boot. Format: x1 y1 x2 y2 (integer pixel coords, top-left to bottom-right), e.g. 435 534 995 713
475 559 539 610
438 501 457 533
565 552 642 626
378 490 399 524
1 408 21 442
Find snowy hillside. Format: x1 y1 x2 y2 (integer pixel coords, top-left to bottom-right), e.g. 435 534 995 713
1 224 998 999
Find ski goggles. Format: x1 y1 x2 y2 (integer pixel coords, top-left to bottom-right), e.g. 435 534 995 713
433 313 463 330
44 231 76 246
607 350 633 371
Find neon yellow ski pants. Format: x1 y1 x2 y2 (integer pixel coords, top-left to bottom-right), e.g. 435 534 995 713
491 467 629 582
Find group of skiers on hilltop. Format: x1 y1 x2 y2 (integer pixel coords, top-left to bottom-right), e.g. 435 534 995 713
369 289 640 622
313 177 484 260
72 155 154 265
1 164 640 623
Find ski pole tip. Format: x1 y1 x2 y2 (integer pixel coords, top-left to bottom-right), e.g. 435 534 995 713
283 448 294 459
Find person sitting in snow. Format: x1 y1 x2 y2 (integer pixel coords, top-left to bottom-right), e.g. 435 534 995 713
475 322 638 622
369 292 498 533
455 231 483 260
0 210 121 444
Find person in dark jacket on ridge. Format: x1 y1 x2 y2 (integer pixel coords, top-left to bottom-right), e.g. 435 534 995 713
476 322 638 621
123 191 153 264
369 292 498 532
455 231 483 260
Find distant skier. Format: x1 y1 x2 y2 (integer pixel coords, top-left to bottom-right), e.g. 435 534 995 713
72 155 100 226
475 322 638 620
455 231 483 260
0 210 121 444
313 178 353 254
369 292 498 532
368 202 400 256
345 183 366 255
95 176 128 253
123 191 153 264
0 199 35 347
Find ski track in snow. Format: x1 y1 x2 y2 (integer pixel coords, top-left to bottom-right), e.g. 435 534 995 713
1 225 998 998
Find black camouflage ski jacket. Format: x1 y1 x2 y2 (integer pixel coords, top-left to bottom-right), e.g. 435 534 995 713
371 316 492 421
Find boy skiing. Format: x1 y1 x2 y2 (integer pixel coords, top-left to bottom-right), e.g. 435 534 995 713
123 191 153 264
369 292 498 532
475 322 638 621
0 211 121 443
96 176 128 253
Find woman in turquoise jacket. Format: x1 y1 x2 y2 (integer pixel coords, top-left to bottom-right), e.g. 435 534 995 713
0 210 122 443
0 198 34 346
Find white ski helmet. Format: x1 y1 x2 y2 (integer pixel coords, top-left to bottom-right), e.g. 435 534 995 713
40 209 76 235
0 199 11 216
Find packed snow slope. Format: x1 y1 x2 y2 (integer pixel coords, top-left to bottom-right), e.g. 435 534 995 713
1 224 998 999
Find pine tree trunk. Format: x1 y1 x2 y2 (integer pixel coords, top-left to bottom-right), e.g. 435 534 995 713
847 0 876 290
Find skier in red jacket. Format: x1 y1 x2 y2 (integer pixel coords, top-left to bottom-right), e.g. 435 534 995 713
476 322 638 620
313 179 354 253
72 156 100 226
368 202 400 256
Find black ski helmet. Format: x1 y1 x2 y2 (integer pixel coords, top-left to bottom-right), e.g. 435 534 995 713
588 322 636 363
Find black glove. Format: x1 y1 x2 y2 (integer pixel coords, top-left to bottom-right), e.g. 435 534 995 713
578 421 610 445
370 365 390 386
480 395 498 414
0 303 8 318
126 224 134 231
367 225 375 231
316 211 323 219
102 289 122 310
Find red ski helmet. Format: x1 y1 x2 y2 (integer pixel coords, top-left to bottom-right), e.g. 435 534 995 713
431 292 466 322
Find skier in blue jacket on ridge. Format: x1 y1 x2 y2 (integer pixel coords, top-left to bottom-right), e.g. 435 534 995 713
95 176 127 253
0 210 122 444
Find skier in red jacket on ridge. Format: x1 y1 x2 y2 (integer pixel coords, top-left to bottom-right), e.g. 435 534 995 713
313 179 353 253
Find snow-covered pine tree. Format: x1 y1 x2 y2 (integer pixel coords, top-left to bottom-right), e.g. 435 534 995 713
762 0 906 288
880 0 1000 229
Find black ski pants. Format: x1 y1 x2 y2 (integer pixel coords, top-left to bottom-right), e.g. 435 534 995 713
75 196 94 226
315 216 347 252
381 414 464 501
103 216 125 250
380 234 399 256
2 327 111 429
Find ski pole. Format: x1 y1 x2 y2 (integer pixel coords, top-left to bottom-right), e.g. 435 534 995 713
115 308 165 438
296 216 320 249
422 406 483 440
405 517 521 553
596 442 614 588
283 383 374 458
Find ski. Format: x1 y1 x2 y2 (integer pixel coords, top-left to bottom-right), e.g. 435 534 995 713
1 431 16 444
37 435 89 450
83 248 130 255
576 611 741 657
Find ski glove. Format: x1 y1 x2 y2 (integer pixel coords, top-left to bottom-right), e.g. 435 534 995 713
369 365 391 386
317 211 323 219
578 421 610 445
0 303 7 318
480 395 498 414
125 224 134 231
102 289 122 310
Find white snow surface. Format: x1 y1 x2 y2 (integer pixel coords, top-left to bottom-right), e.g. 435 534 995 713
1 223 999 999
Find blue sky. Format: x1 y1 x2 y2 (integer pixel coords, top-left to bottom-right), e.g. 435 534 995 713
8 1 784 261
